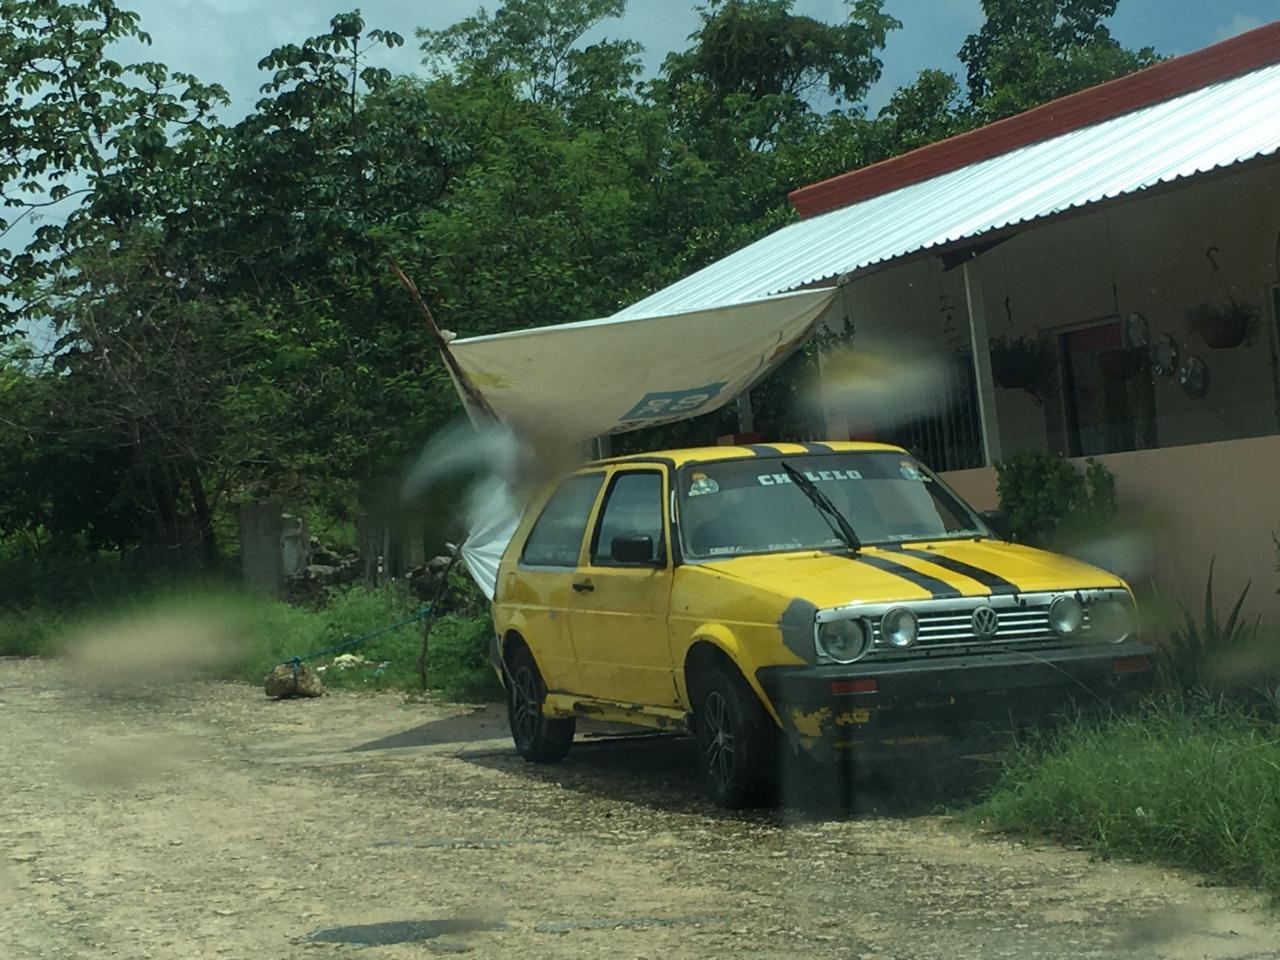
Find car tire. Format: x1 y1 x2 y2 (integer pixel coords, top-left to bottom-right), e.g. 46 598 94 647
690 664 777 808
505 644 575 763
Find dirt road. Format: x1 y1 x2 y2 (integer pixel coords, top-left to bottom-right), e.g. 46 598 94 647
3 656 1279 959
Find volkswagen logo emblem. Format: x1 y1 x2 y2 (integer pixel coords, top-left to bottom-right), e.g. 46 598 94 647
972 605 1000 638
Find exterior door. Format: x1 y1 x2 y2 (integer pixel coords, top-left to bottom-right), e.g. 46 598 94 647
1060 320 1157 455
565 467 677 706
507 471 606 692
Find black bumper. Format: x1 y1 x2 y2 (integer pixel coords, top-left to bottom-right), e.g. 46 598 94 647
757 641 1157 756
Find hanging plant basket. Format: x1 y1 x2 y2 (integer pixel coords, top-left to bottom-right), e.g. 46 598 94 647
1187 297 1258 349
989 335 1058 404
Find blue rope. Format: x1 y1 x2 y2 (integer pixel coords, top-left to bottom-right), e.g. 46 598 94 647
282 606 434 666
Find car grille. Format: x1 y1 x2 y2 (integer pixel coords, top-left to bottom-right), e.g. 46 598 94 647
868 601 1091 650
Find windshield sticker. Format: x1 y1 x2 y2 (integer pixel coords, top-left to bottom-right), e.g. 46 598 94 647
756 469 861 486
898 460 927 481
686 472 720 497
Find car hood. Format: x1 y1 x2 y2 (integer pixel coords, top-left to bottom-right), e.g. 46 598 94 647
696 539 1125 609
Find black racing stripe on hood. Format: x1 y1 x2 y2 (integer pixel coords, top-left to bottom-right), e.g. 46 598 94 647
892 547 1020 595
743 444 780 457
799 442 834 454
854 554 962 599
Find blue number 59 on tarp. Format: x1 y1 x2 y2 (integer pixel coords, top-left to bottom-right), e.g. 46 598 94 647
621 383 728 422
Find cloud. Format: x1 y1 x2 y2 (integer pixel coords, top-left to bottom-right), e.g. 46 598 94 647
1214 13 1264 39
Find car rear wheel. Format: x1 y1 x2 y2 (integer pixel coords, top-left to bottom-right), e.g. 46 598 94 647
690 665 777 808
506 644 575 762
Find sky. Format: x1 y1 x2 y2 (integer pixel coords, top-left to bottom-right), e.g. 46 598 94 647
116 0 1280 118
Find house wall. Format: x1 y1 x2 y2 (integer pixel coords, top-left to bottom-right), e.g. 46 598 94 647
940 434 1280 622
977 159 1280 454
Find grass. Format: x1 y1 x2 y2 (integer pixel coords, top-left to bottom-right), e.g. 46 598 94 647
966 695 1280 892
0 606 74 658
0 578 503 703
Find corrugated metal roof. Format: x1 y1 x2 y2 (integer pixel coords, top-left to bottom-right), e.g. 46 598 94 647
613 62 1280 322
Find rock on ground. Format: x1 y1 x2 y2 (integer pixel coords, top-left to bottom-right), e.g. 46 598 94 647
263 661 324 698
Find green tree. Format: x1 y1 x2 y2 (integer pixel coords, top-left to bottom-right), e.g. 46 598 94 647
191 14 462 513
419 0 639 108
959 0 1160 122
657 0 898 149
0 0 227 331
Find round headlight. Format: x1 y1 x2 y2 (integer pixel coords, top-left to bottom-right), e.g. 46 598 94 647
1049 595 1085 636
817 618 868 663
1090 599 1133 643
880 607 918 648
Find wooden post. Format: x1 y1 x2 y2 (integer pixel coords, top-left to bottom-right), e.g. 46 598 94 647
418 546 462 691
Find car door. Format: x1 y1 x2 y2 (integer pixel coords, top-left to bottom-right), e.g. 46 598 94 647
505 471 606 692
565 466 677 706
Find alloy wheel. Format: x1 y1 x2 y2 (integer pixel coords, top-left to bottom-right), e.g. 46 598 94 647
701 690 736 791
511 665 541 747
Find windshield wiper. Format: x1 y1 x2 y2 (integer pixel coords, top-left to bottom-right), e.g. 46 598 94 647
780 461 862 555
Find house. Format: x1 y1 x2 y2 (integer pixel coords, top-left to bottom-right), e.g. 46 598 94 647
448 22 1280 616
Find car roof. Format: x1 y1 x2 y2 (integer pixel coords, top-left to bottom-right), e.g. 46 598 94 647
592 440 907 468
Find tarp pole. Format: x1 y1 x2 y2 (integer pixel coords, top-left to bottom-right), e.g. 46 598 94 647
962 260 1003 466
387 258 497 421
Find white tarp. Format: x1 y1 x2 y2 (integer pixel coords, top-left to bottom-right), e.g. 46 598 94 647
449 288 838 440
446 288 840 596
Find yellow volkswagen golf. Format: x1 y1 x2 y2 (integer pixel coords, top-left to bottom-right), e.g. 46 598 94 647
491 441 1154 807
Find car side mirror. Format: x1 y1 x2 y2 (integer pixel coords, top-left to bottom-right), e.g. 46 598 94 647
980 509 1012 541
611 535 657 565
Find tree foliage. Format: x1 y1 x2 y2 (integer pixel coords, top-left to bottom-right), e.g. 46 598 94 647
0 0 1163 577
959 0 1160 122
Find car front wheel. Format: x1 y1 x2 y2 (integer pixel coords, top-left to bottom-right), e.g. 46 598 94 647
691 665 777 808
506 644 575 762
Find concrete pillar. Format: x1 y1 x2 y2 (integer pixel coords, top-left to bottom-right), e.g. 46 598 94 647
238 501 283 596
963 259 1003 465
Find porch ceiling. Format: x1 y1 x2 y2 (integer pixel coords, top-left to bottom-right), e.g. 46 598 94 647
612 61 1280 323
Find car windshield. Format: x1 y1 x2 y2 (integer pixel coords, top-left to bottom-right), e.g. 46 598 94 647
677 452 986 559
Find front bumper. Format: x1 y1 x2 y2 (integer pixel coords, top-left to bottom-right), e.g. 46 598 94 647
757 641 1157 757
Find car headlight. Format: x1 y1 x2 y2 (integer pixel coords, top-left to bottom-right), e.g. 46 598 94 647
1049 595 1085 636
880 607 918 648
817 617 868 663
1089 598 1134 643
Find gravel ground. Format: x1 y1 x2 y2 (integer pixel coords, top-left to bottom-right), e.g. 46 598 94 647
3 656 1279 960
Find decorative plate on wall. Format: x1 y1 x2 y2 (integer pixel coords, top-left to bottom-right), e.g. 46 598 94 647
1152 333 1179 377
1123 312 1150 349
1177 355 1209 398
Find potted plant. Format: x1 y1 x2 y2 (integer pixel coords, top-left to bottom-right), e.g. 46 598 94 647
1187 297 1259 349
988 335 1058 404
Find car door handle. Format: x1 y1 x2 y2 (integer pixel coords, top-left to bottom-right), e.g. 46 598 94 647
572 580 594 593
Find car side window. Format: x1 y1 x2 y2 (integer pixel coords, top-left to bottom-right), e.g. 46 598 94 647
521 473 605 567
590 471 665 566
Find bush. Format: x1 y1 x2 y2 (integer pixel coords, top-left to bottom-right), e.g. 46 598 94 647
968 695 1280 892
2 576 502 702
0 539 144 610
0 607 72 658
224 583 501 701
995 451 1116 547
423 614 503 701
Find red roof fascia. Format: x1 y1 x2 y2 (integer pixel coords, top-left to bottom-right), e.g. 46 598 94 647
789 19 1280 219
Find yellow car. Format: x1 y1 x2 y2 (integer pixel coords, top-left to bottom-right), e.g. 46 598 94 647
491 441 1154 807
